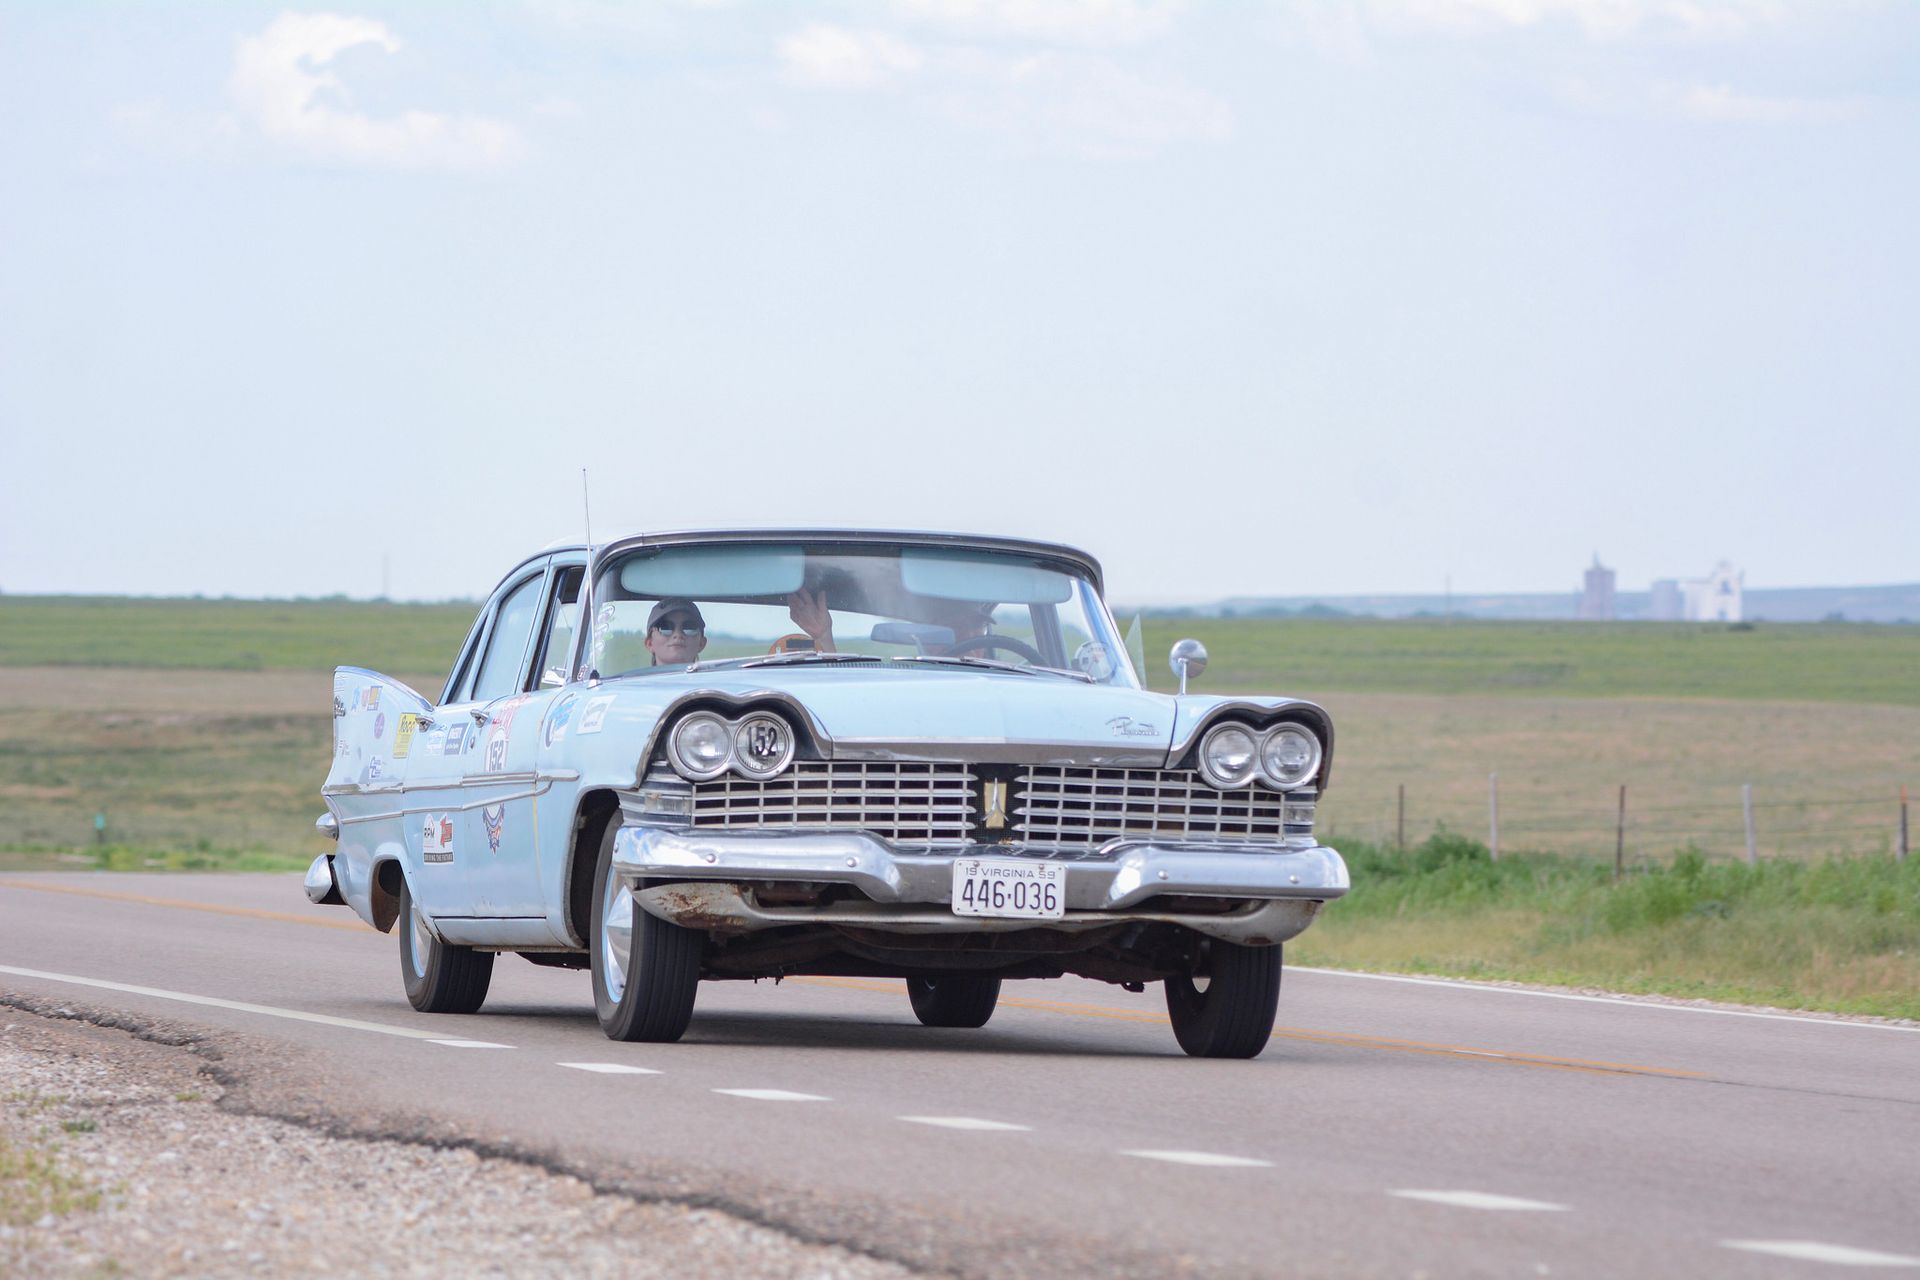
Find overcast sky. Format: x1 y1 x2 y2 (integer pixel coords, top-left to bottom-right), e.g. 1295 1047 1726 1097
2 1 1915 605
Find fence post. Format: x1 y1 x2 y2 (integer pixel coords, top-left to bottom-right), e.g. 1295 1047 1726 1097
1742 783 1757 866
1614 784 1627 879
1901 786 1910 863
1488 773 1500 861
1397 784 1406 852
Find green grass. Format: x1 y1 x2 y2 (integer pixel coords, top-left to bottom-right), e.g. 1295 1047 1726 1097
4 596 1917 705
0 596 474 675
1138 616 1920 704
1292 831 1920 1019
0 1118 99 1227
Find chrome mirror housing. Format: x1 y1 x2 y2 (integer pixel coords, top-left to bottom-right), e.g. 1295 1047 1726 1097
1169 638 1208 695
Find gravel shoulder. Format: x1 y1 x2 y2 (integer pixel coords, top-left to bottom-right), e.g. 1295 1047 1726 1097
0 1001 918 1279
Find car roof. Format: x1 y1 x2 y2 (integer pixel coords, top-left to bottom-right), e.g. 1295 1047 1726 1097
588 528 1106 595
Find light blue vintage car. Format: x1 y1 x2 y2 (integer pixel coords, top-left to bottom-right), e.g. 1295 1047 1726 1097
311 530 1348 1058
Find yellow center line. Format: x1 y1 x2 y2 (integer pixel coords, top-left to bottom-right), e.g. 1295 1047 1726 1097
790 975 1705 1079
0 880 367 932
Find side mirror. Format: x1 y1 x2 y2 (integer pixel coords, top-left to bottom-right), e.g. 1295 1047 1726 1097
540 667 567 689
1169 638 1208 695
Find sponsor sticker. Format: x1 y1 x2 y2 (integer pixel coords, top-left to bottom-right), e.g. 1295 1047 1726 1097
418 726 447 756
482 803 505 854
543 693 579 749
393 713 418 759
373 712 387 740
443 722 468 756
361 687 381 711
421 813 455 864
484 694 534 772
578 695 615 735
364 756 386 784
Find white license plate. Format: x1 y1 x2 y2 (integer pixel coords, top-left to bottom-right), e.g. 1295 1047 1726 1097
951 858 1066 920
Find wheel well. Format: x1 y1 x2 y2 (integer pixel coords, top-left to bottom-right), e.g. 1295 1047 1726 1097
565 790 621 948
370 858 405 934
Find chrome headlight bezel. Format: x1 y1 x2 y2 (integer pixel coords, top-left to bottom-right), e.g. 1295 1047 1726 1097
666 711 735 782
731 711 797 781
1196 722 1261 789
1257 723 1322 792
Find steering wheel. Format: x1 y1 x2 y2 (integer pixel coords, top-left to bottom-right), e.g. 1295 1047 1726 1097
943 633 1046 664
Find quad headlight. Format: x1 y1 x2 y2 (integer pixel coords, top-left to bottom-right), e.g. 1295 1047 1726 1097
1196 722 1260 788
1196 720 1323 792
666 709 797 782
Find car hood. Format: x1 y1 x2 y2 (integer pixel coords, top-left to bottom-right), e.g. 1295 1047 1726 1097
653 665 1181 765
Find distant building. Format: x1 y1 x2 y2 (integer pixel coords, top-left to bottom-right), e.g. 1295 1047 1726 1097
1577 554 1616 620
1650 562 1744 622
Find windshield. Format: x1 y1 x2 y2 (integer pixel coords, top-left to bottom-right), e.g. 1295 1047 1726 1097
585 541 1140 688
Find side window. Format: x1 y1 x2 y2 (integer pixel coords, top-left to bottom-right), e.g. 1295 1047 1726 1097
442 610 489 705
532 566 585 689
470 575 546 704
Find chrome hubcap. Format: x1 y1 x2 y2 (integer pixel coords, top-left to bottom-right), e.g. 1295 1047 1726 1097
408 899 433 974
601 875 634 1003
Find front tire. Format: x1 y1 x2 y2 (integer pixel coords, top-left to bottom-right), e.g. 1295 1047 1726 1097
398 877 494 1014
591 821 704 1042
1164 940 1281 1059
907 975 1001 1028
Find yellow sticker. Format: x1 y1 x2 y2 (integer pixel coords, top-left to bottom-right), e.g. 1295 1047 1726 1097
393 713 418 760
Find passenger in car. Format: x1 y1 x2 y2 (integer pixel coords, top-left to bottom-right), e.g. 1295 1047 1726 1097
785 590 994 656
645 599 708 666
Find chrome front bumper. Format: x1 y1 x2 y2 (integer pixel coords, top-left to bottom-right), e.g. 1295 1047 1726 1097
610 826 1349 946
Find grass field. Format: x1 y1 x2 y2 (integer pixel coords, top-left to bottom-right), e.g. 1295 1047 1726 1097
1290 834 1920 1020
6 595 1919 704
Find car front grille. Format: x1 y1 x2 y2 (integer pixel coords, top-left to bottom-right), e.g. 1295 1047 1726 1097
1015 767 1306 851
638 760 1313 856
683 761 977 847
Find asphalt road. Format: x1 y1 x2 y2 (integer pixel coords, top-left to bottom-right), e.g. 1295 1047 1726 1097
3 872 1917 1278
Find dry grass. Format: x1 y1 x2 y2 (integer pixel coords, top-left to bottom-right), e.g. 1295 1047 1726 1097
1308 690 1920 861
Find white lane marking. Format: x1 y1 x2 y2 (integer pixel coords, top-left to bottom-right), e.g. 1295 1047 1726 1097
713 1089 830 1102
0 964 460 1042
1391 1190 1568 1212
1122 1150 1273 1168
899 1116 1032 1132
558 1062 663 1075
428 1039 512 1049
1723 1241 1920 1267
1293 967 1920 1034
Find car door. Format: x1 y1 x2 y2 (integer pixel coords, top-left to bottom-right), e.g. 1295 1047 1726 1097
451 560 556 918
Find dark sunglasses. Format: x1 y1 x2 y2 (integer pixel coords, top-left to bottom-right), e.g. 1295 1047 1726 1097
653 620 703 636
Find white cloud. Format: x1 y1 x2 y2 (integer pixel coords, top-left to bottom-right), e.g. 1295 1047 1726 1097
1355 0 1790 39
780 25 927 89
933 49 1231 156
892 0 1185 45
225 12 522 170
1676 83 1865 123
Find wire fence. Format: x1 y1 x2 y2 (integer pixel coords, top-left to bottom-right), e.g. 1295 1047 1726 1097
1322 781 1913 864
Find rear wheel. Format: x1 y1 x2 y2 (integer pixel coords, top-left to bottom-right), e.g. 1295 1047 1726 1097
1164 940 1281 1059
398 877 493 1014
907 975 1002 1028
591 822 704 1042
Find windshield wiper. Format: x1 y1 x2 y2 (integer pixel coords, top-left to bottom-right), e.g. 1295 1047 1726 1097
730 652 886 671
895 655 1092 682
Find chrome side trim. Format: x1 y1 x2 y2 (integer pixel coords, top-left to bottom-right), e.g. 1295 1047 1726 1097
325 778 562 824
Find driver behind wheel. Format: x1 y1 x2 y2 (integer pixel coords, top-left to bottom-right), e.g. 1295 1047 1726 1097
784 589 996 657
